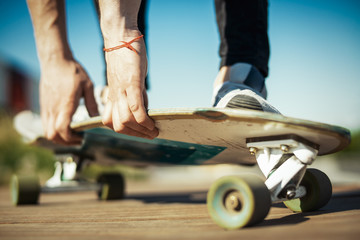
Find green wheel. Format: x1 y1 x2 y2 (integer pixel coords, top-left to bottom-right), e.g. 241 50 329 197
10 175 41 206
207 174 271 229
97 173 125 200
284 168 332 213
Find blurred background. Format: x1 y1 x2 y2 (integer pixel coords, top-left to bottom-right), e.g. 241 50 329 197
0 0 359 185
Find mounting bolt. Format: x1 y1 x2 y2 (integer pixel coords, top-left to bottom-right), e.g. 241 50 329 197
279 184 297 200
280 144 290 153
286 186 297 200
249 147 257 155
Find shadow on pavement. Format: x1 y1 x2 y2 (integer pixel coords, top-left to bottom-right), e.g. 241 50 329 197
128 189 360 228
127 191 207 204
256 189 360 228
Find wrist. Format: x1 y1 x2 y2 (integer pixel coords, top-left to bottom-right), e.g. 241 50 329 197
38 46 74 71
103 29 143 49
36 32 73 66
98 0 142 44
38 47 73 68
34 26 74 67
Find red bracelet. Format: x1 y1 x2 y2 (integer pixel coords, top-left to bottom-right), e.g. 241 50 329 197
103 35 144 54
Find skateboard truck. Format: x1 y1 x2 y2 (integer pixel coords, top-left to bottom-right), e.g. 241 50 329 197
45 156 77 188
246 134 319 202
42 155 99 193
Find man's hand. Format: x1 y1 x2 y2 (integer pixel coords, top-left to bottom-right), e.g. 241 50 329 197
102 33 158 139
40 59 98 144
98 0 159 139
27 0 98 144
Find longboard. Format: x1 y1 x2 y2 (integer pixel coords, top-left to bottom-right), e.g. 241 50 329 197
72 108 350 165
12 108 351 230
14 108 350 166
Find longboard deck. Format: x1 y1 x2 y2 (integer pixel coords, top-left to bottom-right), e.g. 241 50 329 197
14 108 350 166
69 108 350 165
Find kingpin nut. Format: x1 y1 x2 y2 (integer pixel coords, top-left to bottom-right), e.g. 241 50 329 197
249 147 257 155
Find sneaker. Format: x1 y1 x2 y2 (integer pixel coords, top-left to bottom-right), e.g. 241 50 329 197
212 63 280 114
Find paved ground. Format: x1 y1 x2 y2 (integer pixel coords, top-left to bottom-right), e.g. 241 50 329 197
0 172 360 240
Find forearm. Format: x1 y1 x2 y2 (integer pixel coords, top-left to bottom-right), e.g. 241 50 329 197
97 0 142 47
96 0 156 138
27 0 73 67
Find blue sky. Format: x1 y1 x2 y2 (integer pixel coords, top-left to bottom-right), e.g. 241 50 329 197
0 0 359 130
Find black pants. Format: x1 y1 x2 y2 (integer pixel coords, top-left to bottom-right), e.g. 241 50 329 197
215 0 269 77
96 0 270 84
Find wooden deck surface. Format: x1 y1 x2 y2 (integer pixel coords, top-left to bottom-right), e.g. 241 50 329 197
0 181 359 240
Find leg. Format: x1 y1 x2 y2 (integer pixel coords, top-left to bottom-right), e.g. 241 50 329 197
213 0 278 113
138 0 150 89
215 0 269 77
